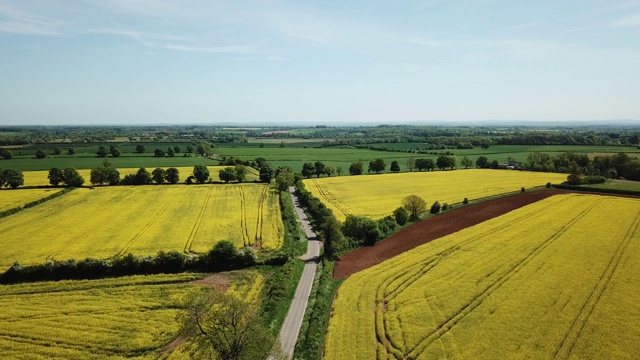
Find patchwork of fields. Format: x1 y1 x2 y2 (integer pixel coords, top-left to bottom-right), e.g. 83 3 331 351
0 189 64 213
21 166 258 187
0 184 283 268
325 194 640 359
0 271 264 359
304 169 567 221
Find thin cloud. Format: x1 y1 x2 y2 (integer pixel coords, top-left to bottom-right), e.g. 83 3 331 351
610 13 640 27
491 21 539 33
407 37 442 47
164 43 259 54
0 4 63 36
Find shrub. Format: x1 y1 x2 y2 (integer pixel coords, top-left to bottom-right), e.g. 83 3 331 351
393 206 409 225
442 203 449 211
430 201 441 214
462 197 469 205
521 187 525 193
546 182 552 188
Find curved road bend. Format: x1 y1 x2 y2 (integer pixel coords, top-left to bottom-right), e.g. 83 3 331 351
276 186 321 359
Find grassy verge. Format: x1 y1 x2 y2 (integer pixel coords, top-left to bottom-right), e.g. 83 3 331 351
280 190 308 257
294 260 341 360
260 258 305 337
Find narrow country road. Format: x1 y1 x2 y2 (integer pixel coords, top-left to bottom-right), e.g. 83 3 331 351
276 186 321 359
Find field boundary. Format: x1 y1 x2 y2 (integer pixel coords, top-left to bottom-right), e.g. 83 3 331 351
0 188 73 219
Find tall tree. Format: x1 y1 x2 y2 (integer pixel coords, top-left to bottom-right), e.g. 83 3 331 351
349 161 364 175
368 159 386 174
461 156 473 169
219 167 236 183
402 195 427 219
314 161 326 178
167 147 175 157
193 165 210 184
234 165 248 183
476 156 489 168
63 167 84 187
1 149 13 159
35 149 47 159
324 165 336 177
390 161 400 173
1 169 24 189
96 146 108 158
152 168 167 184
48 168 65 186
154 149 165 157
301 163 315 178
406 158 416 172
165 167 180 184
135 144 145 153
110 146 121 157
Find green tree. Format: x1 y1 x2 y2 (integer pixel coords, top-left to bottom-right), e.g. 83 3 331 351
234 165 248 183
90 167 110 185
165 167 180 184
349 161 364 175
335 166 343 176
106 167 120 185
48 167 65 186
135 168 152 185
53 147 61 155
67 148 76 155
436 155 449 170
167 147 175 157
193 165 210 184
390 160 400 173
96 146 108 158
152 168 167 184
430 201 441 214
368 159 386 174
1 169 24 189
415 158 435 171
259 165 274 183
219 167 236 183
402 195 427 220
461 156 473 169
393 206 409 225
342 215 382 246
275 170 295 191
173 146 181 153
63 167 84 187
1 149 13 159
314 161 326 178
179 289 275 360
135 144 145 153
154 148 165 157
301 163 315 178
35 149 47 159
324 165 336 177
110 146 122 157
186 145 194 154
567 162 582 185
406 158 416 172
279 141 286 148
476 156 488 168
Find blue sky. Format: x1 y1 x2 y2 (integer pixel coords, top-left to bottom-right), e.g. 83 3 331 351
1 0 639 125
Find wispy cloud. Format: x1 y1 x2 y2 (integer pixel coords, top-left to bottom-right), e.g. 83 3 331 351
407 37 442 47
610 13 640 27
491 21 539 33
604 1 640 12
0 4 63 36
464 39 563 62
164 43 258 54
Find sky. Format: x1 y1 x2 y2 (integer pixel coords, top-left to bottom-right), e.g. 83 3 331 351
1 0 639 126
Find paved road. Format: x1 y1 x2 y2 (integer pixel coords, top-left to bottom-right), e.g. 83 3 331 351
276 186 321 359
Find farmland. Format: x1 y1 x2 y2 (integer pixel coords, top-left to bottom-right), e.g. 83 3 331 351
304 169 567 221
20 166 258 187
0 188 64 213
325 194 640 359
0 271 265 359
0 184 283 268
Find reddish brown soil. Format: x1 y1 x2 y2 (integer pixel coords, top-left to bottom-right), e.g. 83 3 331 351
333 190 571 279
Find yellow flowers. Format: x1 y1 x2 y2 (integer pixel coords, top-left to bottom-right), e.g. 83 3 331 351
325 194 640 359
303 169 567 221
0 184 283 267
0 188 63 212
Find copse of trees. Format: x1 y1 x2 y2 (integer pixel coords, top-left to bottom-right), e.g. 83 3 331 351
368 158 386 173
1 149 13 159
193 165 210 183
90 160 120 186
0 169 24 189
121 168 152 185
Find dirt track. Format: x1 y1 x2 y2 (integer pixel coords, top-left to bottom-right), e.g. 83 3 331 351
333 190 569 279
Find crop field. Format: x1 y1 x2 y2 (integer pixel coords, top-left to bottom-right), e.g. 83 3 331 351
0 189 63 213
20 166 257 187
0 184 283 267
304 169 567 221
325 194 640 359
0 271 264 359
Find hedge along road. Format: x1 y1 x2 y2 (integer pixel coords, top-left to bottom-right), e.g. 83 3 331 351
276 186 321 359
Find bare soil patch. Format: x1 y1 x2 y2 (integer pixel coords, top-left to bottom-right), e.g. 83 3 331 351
333 190 569 279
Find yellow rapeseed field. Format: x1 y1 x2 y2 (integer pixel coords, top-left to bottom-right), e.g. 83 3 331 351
304 169 567 221
0 184 283 267
325 194 640 359
0 188 64 212
0 271 265 359
21 166 257 187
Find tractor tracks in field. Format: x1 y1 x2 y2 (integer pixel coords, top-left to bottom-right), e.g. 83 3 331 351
238 186 251 247
404 198 603 358
371 196 595 359
115 190 182 257
183 186 213 253
309 179 350 218
252 186 268 249
554 208 640 359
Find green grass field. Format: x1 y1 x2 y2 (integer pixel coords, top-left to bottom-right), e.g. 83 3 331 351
586 179 640 192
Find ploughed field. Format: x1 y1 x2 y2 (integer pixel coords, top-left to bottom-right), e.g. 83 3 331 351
0 271 264 359
304 169 567 221
325 194 640 359
0 184 283 268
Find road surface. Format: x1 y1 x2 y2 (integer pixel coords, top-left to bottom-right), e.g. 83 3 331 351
276 186 321 359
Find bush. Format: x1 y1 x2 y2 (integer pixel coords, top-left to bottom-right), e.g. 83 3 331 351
521 187 525 193
442 203 449 211
430 201 441 214
462 197 469 205
546 182 552 188
393 206 409 225
583 175 606 184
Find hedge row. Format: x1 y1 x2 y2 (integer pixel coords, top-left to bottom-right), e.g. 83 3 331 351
553 184 640 197
0 241 288 284
0 188 74 219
